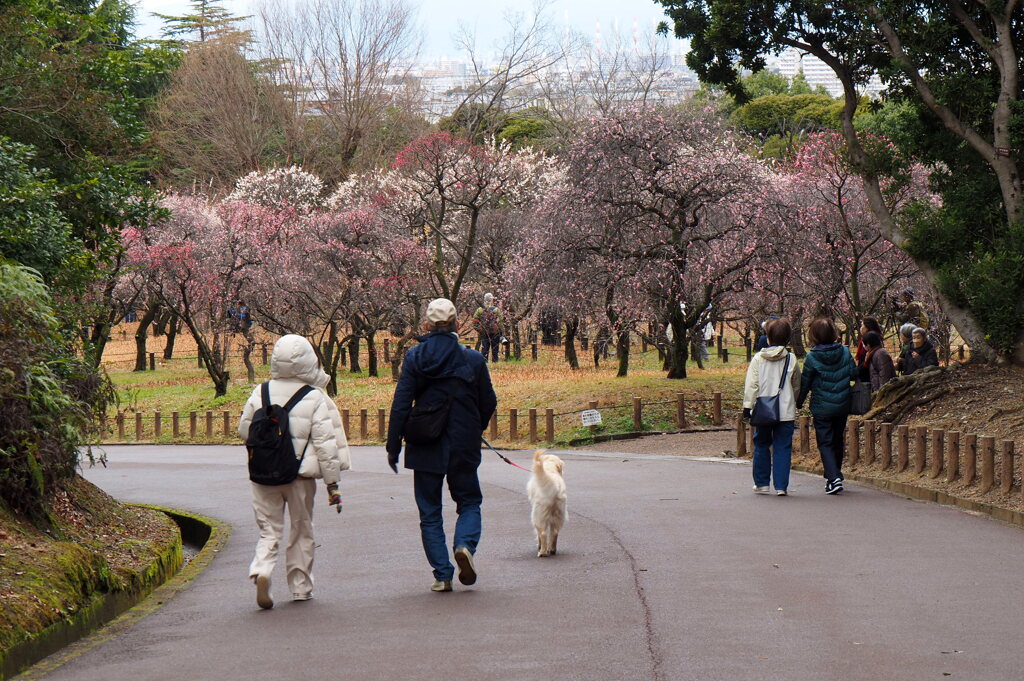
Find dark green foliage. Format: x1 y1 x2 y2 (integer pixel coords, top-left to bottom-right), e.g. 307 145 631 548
0 138 77 283
0 263 112 522
656 0 1024 360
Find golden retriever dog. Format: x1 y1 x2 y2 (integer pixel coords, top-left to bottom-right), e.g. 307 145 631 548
526 450 567 557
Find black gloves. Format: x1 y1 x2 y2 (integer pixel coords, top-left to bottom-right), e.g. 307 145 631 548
387 449 399 474
742 408 751 421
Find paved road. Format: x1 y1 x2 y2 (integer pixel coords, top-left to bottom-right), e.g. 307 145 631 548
27 441 1024 681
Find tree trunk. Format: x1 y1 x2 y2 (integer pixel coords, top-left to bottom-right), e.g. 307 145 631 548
367 331 378 378
241 329 256 384
564 318 580 370
163 317 179 360
616 330 630 377
348 336 361 373
134 302 160 372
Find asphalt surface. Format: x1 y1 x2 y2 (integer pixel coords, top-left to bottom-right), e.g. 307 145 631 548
25 440 1024 681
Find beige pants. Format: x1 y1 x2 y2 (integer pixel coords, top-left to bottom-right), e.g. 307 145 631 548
249 477 316 596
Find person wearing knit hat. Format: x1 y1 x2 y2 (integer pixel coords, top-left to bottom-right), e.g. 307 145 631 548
386 298 497 592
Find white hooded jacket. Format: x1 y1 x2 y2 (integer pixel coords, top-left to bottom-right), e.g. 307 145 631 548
238 335 351 484
742 345 801 422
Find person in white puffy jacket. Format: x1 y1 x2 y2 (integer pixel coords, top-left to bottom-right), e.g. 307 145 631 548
238 334 351 609
742 319 800 497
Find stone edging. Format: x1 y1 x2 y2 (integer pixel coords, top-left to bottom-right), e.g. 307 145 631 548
791 463 1024 529
7 507 230 681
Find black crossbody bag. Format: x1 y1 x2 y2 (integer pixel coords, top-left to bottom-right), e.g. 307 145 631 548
403 347 472 445
750 353 791 427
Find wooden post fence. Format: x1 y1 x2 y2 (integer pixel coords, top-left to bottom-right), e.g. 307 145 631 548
914 426 928 474
929 429 945 479
206 410 213 437
712 393 722 426
359 409 368 440
116 413 125 440
589 400 599 436
980 436 996 493
377 409 386 440
963 433 978 485
633 397 642 431
897 425 910 472
154 411 162 438
135 412 143 441
529 408 538 444
880 423 892 469
490 412 498 440
222 411 230 436
509 409 518 441
676 393 687 429
945 431 960 483
189 411 197 438
736 416 747 457
848 420 860 467
1000 441 1015 494
172 411 180 438
864 420 876 465
149 352 155 371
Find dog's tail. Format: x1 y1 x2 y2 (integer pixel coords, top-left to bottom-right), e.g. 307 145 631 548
532 449 547 477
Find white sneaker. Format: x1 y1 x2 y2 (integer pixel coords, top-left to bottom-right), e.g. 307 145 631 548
776 490 788 496
753 485 770 495
292 593 313 602
255 575 273 610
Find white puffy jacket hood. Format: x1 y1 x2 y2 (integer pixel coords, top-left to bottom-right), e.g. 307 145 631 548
238 335 351 484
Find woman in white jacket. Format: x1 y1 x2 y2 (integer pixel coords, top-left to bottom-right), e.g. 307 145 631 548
742 319 801 496
238 334 351 609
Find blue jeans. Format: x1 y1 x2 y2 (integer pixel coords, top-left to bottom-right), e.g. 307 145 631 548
413 468 483 581
752 421 795 491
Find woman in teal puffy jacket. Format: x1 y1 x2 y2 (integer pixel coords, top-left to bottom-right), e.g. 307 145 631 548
796 318 859 494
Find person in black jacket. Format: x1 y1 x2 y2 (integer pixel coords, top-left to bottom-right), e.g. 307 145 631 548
900 327 940 375
386 298 497 593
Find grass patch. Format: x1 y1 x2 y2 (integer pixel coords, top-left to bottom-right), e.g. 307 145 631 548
103 334 751 445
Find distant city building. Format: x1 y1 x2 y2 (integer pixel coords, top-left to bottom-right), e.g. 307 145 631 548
767 49 884 98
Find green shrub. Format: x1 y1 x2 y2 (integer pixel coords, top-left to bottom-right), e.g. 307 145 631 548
0 263 112 522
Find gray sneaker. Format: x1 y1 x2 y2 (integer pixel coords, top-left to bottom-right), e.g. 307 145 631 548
753 485 770 495
453 546 477 585
430 580 452 592
776 489 788 496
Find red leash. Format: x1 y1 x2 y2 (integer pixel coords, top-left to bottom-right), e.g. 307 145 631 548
481 437 532 472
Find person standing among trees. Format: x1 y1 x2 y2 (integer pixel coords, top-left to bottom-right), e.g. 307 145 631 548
797 318 858 495
742 319 800 496
863 331 896 392
386 298 497 593
238 334 348 609
473 293 502 363
854 316 883 371
896 288 929 331
900 327 940 375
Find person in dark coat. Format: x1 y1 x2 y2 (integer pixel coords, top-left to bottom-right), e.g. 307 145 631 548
797 318 859 494
900 327 939 375
854 316 883 371
862 331 896 393
386 298 497 593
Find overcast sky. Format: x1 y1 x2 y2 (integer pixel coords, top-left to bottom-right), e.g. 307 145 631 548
132 0 677 58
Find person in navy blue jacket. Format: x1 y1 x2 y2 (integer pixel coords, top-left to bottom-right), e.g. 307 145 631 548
386 298 497 593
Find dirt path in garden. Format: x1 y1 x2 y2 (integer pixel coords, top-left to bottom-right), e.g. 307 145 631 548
24 442 1024 681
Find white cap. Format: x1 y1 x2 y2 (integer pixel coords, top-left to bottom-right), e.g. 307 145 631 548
425 298 457 325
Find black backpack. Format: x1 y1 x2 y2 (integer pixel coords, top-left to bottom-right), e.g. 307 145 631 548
246 382 315 485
